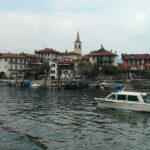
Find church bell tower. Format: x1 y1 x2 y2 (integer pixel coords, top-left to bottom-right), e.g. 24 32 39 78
74 31 82 55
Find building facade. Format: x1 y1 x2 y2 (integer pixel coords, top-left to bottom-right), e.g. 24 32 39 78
0 53 26 78
49 58 75 80
62 51 81 61
35 48 62 61
81 45 117 66
122 54 150 71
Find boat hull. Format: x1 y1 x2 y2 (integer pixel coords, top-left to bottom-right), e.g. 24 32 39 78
97 99 150 112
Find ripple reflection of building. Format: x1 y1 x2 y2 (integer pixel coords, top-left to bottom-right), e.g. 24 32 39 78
96 107 150 127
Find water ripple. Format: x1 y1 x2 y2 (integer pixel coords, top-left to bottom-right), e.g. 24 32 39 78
0 87 150 150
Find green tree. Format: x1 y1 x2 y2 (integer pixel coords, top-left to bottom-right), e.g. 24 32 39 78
76 61 100 80
37 61 50 75
102 65 118 75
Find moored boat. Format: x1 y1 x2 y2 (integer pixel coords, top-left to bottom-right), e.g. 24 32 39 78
30 83 41 87
100 82 110 90
95 90 150 112
0 80 9 86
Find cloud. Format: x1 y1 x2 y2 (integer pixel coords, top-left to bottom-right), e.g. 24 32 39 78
125 12 149 36
0 1 150 55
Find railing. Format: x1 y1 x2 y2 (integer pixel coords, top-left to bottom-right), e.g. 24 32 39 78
8 68 23 71
9 61 25 64
101 60 113 63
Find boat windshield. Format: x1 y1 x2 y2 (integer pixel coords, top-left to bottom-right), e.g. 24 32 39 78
143 95 150 103
107 94 116 100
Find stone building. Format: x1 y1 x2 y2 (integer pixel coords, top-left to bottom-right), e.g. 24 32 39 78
0 53 26 78
35 48 62 61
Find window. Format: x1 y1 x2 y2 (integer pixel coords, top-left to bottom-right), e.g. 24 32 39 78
143 95 150 103
51 70 55 74
128 95 139 102
10 65 12 70
63 71 68 74
20 59 22 63
5 65 6 68
20 65 22 69
117 94 126 100
51 64 55 67
15 65 17 70
5 58 7 62
107 94 116 100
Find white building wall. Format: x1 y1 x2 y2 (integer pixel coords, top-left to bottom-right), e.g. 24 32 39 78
74 42 82 55
113 56 117 66
89 55 117 66
0 59 9 77
61 70 74 79
49 61 58 79
36 53 62 61
0 58 25 78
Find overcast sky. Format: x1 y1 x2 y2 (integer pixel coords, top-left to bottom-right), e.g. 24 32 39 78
0 0 150 56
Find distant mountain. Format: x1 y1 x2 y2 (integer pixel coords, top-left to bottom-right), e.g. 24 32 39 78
117 58 123 63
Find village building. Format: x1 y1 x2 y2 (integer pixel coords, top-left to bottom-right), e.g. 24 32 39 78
20 53 38 69
0 53 26 78
117 63 124 70
35 48 62 62
81 45 118 66
49 58 74 80
122 54 150 71
80 55 89 63
62 51 81 61
19 53 41 79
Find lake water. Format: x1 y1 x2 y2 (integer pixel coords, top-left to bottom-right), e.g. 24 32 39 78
0 86 150 150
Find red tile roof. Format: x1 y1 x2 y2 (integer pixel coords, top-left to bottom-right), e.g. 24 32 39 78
0 53 25 59
124 54 150 60
88 49 117 56
35 48 61 54
62 51 80 55
81 55 89 60
62 57 75 60
20 53 37 58
50 60 74 64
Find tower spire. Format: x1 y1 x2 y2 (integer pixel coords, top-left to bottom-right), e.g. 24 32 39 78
76 31 80 42
74 31 82 55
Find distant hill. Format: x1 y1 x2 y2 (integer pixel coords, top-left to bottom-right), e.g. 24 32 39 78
117 58 123 63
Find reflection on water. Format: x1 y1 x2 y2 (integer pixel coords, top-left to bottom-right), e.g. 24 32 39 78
0 87 150 150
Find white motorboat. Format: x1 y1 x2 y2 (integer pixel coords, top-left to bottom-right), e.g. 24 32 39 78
95 90 150 112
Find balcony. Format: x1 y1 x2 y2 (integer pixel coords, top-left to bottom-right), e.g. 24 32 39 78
8 68 23 71
101 60 113 63
9 61 25 64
